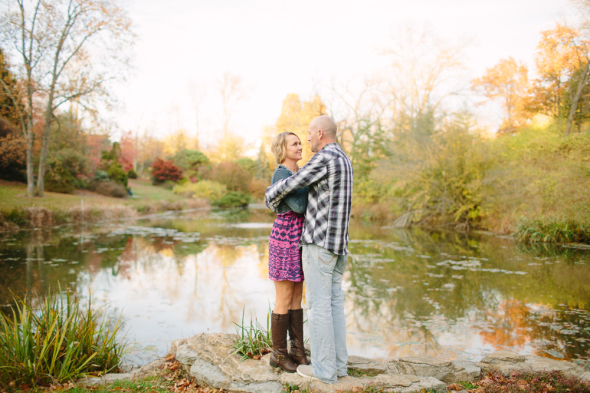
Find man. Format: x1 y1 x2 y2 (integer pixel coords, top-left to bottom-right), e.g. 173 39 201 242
265 115 353 384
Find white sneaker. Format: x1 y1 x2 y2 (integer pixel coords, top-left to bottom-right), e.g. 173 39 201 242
296 365 320 381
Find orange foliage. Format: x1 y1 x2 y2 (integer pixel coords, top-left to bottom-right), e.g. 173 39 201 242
472 57 529 134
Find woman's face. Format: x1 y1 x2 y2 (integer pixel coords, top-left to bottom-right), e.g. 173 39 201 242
284 134 303 162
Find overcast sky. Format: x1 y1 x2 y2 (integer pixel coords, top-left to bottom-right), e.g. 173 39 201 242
112 0 578 148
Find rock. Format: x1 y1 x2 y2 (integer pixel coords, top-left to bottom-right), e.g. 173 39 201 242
102 373 134 382
396 356 456 384
395 377 447 393
175 344 200 365
131 358 165 380
190 358 232 389
229 381 283 393
347 356 388 376
76 376 103 386
452 360 481 382
307 376 365 393
366 374 419 388
480 350 526 365
478 352 588 380
170 338 187 355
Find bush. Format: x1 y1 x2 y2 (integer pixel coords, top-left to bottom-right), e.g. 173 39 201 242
91 180 128 198
201 162 252 192
127 168 138 179
106 163 128 188
0 291 125 387
248 178 270 200
173 180 227 201
172 149 209 177
94 170 109 182
44 160 76 194
213 191 251 208
151 157 183 183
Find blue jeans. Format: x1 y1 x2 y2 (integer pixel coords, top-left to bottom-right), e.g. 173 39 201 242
301 243 348 384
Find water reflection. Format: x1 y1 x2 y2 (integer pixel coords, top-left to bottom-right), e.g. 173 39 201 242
0 210 589 369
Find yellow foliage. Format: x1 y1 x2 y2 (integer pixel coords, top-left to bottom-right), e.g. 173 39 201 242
273 94 327 166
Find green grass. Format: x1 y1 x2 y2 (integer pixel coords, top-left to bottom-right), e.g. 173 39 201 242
232 308 273 361
0 180 209 229
128 179 183 201
0 290 125 388
515 218 590 244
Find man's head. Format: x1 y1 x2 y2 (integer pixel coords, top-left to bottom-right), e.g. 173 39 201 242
308 115 337 152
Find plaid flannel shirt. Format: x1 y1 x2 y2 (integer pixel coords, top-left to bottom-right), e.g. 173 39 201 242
265 143 353 255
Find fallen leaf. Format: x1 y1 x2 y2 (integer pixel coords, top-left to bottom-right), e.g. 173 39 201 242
166 354 175 362
447 383 462 391
253 355 261 360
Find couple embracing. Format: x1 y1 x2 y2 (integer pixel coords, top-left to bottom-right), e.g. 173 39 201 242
264 115 353 384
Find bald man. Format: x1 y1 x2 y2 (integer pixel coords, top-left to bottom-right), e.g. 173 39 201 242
265 115 353 383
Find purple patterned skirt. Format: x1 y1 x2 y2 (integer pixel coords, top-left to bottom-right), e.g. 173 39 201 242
268 211 305 282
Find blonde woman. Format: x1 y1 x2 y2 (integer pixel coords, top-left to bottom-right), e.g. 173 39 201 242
268 132 310 373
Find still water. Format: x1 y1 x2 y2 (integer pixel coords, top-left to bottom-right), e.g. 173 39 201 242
1 208 589 369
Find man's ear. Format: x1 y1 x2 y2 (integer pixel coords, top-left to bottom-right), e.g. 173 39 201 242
318 129 323 140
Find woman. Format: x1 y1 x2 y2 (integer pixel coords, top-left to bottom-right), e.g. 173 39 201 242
268 132 310 373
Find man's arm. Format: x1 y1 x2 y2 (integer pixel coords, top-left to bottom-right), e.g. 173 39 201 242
265 153 327 211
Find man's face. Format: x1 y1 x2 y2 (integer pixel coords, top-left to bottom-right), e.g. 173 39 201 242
308 125 320 152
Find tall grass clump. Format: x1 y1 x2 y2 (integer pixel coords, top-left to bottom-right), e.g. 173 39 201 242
0 291 125 388
231 308 272 361
515 218 590 244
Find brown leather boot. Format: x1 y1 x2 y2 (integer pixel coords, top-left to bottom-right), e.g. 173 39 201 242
269 312 297 373
288 309 310 365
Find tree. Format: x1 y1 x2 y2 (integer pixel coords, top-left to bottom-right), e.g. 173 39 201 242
274 93 326 165
0 0 134 197
529 24 590 134
218 72 246 137
472 57 529 134
381 24 469 124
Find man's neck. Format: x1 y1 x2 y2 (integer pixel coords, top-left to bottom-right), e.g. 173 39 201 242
318 140 337 151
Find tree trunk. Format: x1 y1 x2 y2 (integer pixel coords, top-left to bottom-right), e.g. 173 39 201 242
565 62 590 136
25 118 35 197
36 96 54 197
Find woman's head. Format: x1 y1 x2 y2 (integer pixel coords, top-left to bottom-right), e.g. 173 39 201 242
271 132 302 165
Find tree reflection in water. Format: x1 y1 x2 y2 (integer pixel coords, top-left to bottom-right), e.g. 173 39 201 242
0 213 588 367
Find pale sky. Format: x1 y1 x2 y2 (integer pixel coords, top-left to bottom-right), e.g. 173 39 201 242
112 0 577 148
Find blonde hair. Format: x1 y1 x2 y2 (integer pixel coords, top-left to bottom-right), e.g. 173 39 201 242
271 132 300 165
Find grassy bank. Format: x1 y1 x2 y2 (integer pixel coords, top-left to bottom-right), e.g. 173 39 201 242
0 179 210 231
352 120 590 244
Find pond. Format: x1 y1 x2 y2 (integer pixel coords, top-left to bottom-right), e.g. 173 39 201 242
1 207 589 370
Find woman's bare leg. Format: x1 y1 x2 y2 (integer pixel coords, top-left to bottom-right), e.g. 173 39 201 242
274 281 295 314
290 281 304 310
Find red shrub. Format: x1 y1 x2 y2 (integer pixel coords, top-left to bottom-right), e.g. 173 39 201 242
151 158 183 183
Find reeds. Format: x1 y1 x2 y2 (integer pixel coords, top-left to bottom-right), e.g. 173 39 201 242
0 291 125 388
515 218 590 244
232 308 272 361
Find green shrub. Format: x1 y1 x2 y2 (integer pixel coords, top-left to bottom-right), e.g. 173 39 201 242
44 160 76 194
0 291 125 387
94 170 109 182
214 191 251 208
127 168 138 179
106 163 128 188
173 180 227 201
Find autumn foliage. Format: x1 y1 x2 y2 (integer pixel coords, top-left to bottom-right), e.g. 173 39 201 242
151 158 183 183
